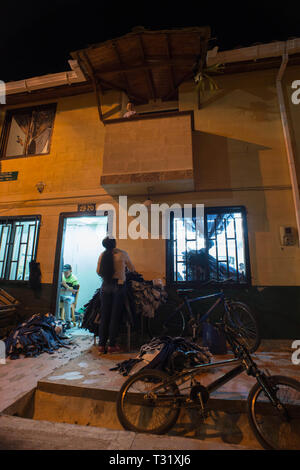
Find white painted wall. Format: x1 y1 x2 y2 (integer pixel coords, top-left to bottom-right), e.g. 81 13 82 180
62 216 107 311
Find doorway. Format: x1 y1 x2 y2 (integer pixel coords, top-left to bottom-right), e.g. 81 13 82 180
54 214 108 325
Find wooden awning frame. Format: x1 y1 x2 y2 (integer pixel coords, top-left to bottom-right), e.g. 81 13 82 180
71 27 211 122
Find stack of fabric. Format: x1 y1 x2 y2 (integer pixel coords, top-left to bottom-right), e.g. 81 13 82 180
128 279 168 319
110 336 212 376
81 271 168 335
4 313 70 360
80 288 102 335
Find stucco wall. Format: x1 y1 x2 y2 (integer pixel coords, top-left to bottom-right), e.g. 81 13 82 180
0 66 300 291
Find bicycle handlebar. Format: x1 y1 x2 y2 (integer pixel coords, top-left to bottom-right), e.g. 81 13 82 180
176 278 237 294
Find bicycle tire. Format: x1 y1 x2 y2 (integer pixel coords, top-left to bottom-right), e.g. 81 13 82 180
147 308 185 338
247 375 300 450
116 369 181 434
224 301 260 353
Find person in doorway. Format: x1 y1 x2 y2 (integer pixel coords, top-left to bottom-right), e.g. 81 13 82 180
96 237 135 354
60 264 79 329
123 101 137 118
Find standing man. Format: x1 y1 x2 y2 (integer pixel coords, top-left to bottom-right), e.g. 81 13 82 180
60 264 79 329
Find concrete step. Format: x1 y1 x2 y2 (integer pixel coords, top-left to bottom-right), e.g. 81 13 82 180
3 379 262 449
0 414 256 450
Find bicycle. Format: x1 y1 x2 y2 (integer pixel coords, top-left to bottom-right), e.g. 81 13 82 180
117 321 300 450
147 280 260 354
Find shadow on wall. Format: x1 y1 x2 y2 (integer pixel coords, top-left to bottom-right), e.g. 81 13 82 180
192 131 270 194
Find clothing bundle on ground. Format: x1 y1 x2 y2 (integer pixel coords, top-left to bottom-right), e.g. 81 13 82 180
4 313 71 360
81 271 168 335
110 336 212 376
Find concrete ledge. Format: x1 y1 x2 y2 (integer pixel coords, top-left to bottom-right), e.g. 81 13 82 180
0 414 255 450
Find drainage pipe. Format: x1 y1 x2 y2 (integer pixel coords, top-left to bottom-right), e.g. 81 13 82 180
276 50 300 245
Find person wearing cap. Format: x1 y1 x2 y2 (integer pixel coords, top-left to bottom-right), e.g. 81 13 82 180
60 264 79 329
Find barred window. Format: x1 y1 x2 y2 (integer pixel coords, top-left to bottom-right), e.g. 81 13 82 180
0 217 40 281
1 104 56 159
167 206 250 285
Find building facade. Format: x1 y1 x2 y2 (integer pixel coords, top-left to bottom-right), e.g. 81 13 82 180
1 29 300 338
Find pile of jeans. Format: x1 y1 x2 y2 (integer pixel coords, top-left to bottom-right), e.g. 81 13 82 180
81 288 102 335
110 336 212 376
4 313 71 360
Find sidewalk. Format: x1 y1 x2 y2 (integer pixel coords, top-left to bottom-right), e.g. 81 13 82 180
0 331 94 412
0 335 298 450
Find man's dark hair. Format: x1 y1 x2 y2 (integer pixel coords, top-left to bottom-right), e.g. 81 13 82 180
99 237 116 282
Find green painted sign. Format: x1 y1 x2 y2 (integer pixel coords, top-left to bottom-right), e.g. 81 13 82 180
0 172 18 182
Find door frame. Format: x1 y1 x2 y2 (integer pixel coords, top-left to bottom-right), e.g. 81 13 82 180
50 211 109 314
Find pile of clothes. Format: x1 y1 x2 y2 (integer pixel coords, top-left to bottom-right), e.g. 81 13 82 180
4 313 71 360
81 271 168 335
110 336 212 376
80 288 102 335
128 279 168 319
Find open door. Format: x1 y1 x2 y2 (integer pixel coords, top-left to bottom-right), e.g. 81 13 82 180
54 214 108 320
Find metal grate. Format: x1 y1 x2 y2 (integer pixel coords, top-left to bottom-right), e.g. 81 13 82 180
170 208 249 284
0 218 39 281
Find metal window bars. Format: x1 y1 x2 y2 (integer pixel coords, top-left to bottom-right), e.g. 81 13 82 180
0 218 39 281
172 209 247 284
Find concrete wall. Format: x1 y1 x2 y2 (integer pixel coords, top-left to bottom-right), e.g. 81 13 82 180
102 113 193 175
178 67 300 286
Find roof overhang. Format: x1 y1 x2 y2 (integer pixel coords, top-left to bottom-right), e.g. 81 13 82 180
71 26 211 104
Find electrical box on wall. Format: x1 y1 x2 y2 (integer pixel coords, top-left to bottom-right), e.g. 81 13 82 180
279 226 297 246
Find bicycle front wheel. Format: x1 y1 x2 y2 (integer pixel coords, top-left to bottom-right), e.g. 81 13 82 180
116 369 181 434
147 308 185 338
248 375 300 450
224 301 260 353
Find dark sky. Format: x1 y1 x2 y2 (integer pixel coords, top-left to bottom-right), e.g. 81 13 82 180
1 0 300 82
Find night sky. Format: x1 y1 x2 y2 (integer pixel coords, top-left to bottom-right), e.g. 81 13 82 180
1 1 300 82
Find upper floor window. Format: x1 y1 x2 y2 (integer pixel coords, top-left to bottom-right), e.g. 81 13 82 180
167 206 250 285
0 216 40 281
1 104 56 159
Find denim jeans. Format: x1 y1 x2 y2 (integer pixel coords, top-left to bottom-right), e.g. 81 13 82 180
60 294 74 322
99 281 125 347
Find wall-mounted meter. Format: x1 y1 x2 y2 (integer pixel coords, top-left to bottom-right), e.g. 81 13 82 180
279 226 297 246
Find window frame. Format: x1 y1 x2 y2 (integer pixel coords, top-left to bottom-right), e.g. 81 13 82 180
0 103 57 160
0 215 41 283
166 205 251 288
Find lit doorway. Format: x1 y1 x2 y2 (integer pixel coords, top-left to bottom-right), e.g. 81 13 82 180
54 214 108 327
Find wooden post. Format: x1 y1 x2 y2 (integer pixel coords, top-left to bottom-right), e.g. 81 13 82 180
80 51 105 124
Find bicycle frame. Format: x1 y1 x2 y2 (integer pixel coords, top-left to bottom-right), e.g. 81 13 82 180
147 325 262 402
147 356 245 401
182 291 226 324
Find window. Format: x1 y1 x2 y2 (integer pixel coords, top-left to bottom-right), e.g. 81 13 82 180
0 217 40 281
1 104 56 159
167 206 250 285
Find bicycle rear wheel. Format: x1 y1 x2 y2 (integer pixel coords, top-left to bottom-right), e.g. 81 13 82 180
147 307 185 338
247 375 300 450
116 369 181 434
224 301 260 353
